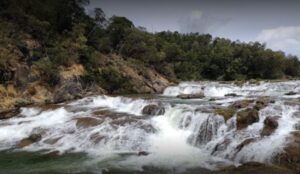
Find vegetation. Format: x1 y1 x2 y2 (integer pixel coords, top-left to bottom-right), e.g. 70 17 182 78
0 0 299 92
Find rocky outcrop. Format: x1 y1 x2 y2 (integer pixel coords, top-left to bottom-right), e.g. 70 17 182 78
142 104 165 116
236 108 259 130
261 116 280 136
177 92 205 99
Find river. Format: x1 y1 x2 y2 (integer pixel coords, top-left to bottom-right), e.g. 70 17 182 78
1 81 300 174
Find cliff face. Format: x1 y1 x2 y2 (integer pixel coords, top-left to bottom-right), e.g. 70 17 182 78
0 34 171 115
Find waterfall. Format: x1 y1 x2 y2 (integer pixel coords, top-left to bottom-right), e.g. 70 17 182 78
0 81 300 172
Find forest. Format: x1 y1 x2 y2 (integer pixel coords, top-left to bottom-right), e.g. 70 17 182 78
0 0 299 89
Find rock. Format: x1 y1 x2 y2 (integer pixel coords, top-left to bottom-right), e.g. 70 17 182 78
16 133 42 148
177 93 205 99
76 117 102 128
142 104 165 116
236 108 259 130
236 138 257 152
261 116 280 136
224 93 239 97
285 91 297 96
43 137 62 145
215 162 295 174
211 138 231 155
276 131 300 172
53 81 83 103
254 97 272 110
138 151 149 156
0 108 20 119
215 107 236 121
230 100 254 109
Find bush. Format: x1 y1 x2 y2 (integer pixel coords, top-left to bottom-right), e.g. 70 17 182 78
34 58 60 86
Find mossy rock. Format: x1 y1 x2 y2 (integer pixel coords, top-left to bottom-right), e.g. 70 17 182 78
215 108 237 121
236 108 259 130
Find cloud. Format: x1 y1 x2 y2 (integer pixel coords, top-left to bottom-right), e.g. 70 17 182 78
178 10 230 34
256 26 300 57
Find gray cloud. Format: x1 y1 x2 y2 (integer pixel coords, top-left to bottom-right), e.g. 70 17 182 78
257 26 300 57
178 10 230 34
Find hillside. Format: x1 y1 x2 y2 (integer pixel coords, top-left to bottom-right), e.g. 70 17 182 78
0 0 300 114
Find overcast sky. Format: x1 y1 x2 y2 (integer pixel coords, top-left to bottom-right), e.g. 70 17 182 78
87 0 300 57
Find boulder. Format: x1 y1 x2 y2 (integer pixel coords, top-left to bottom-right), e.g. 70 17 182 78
142 104 165 116
177 93 205 99
236 108 259 130
16 134 42 148
261 116 280 136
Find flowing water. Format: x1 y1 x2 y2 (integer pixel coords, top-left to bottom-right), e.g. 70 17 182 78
1 81 300 174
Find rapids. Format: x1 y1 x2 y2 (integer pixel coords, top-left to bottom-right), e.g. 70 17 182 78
1 81 300 174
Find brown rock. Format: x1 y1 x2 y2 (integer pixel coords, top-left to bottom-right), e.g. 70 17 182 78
76 117 102 128
254 97 272 110
261 116 280 136
142 104 165 116
236 138 257 152
236 108 259 130
16 134 42 148
231 100 254 109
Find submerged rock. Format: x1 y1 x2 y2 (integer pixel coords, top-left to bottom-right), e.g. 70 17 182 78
261 116 280 136
177 92 205 99
16 134 42 148
142 104 165 116
276 131 300 172
236 108 259 130
236 138 257 152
